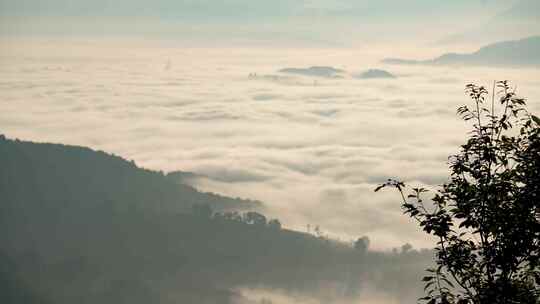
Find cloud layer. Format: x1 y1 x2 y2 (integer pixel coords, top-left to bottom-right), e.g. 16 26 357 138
1 38 539 249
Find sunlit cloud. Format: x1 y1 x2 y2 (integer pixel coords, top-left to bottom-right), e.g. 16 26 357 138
2 39 539 251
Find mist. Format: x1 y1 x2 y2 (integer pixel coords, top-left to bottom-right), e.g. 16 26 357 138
1 1 539 303
2 40 539 249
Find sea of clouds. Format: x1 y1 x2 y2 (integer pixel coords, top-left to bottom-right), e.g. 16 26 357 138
1 38 539 249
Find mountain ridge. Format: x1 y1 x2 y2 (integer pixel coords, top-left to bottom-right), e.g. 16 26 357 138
384 36 540 67
0 134 432 304
0 135 262 214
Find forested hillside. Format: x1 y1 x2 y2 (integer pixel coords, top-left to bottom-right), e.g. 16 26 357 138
0 136 432 303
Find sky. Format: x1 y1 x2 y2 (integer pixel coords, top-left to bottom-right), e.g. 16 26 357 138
1 0 539 250
0 0 532 46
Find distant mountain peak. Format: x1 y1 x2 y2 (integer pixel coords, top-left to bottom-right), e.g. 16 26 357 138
278 66 345 78
355 69 396 79
384 36 540 67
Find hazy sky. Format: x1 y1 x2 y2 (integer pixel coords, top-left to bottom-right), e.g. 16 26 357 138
0 0 508 17
0 0 529 47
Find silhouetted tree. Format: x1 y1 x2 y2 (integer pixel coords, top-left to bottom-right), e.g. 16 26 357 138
314 225 322 237
376 81 540 304
401 243 413 254
243 211 267 226
268 219 282 230
222 211 243 222
353 236 370 254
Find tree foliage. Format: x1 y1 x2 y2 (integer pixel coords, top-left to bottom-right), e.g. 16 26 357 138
376 81 540 303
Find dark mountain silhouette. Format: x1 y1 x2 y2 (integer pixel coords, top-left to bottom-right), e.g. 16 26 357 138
0 135 432 304
355 69 396 79
0 136 261 215
385 36 540 67
278 66 345 78
0 253 50 304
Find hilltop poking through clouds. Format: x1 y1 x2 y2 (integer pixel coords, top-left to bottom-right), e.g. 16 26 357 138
384 36 540 67
278 66 345 78
355 69 396 79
